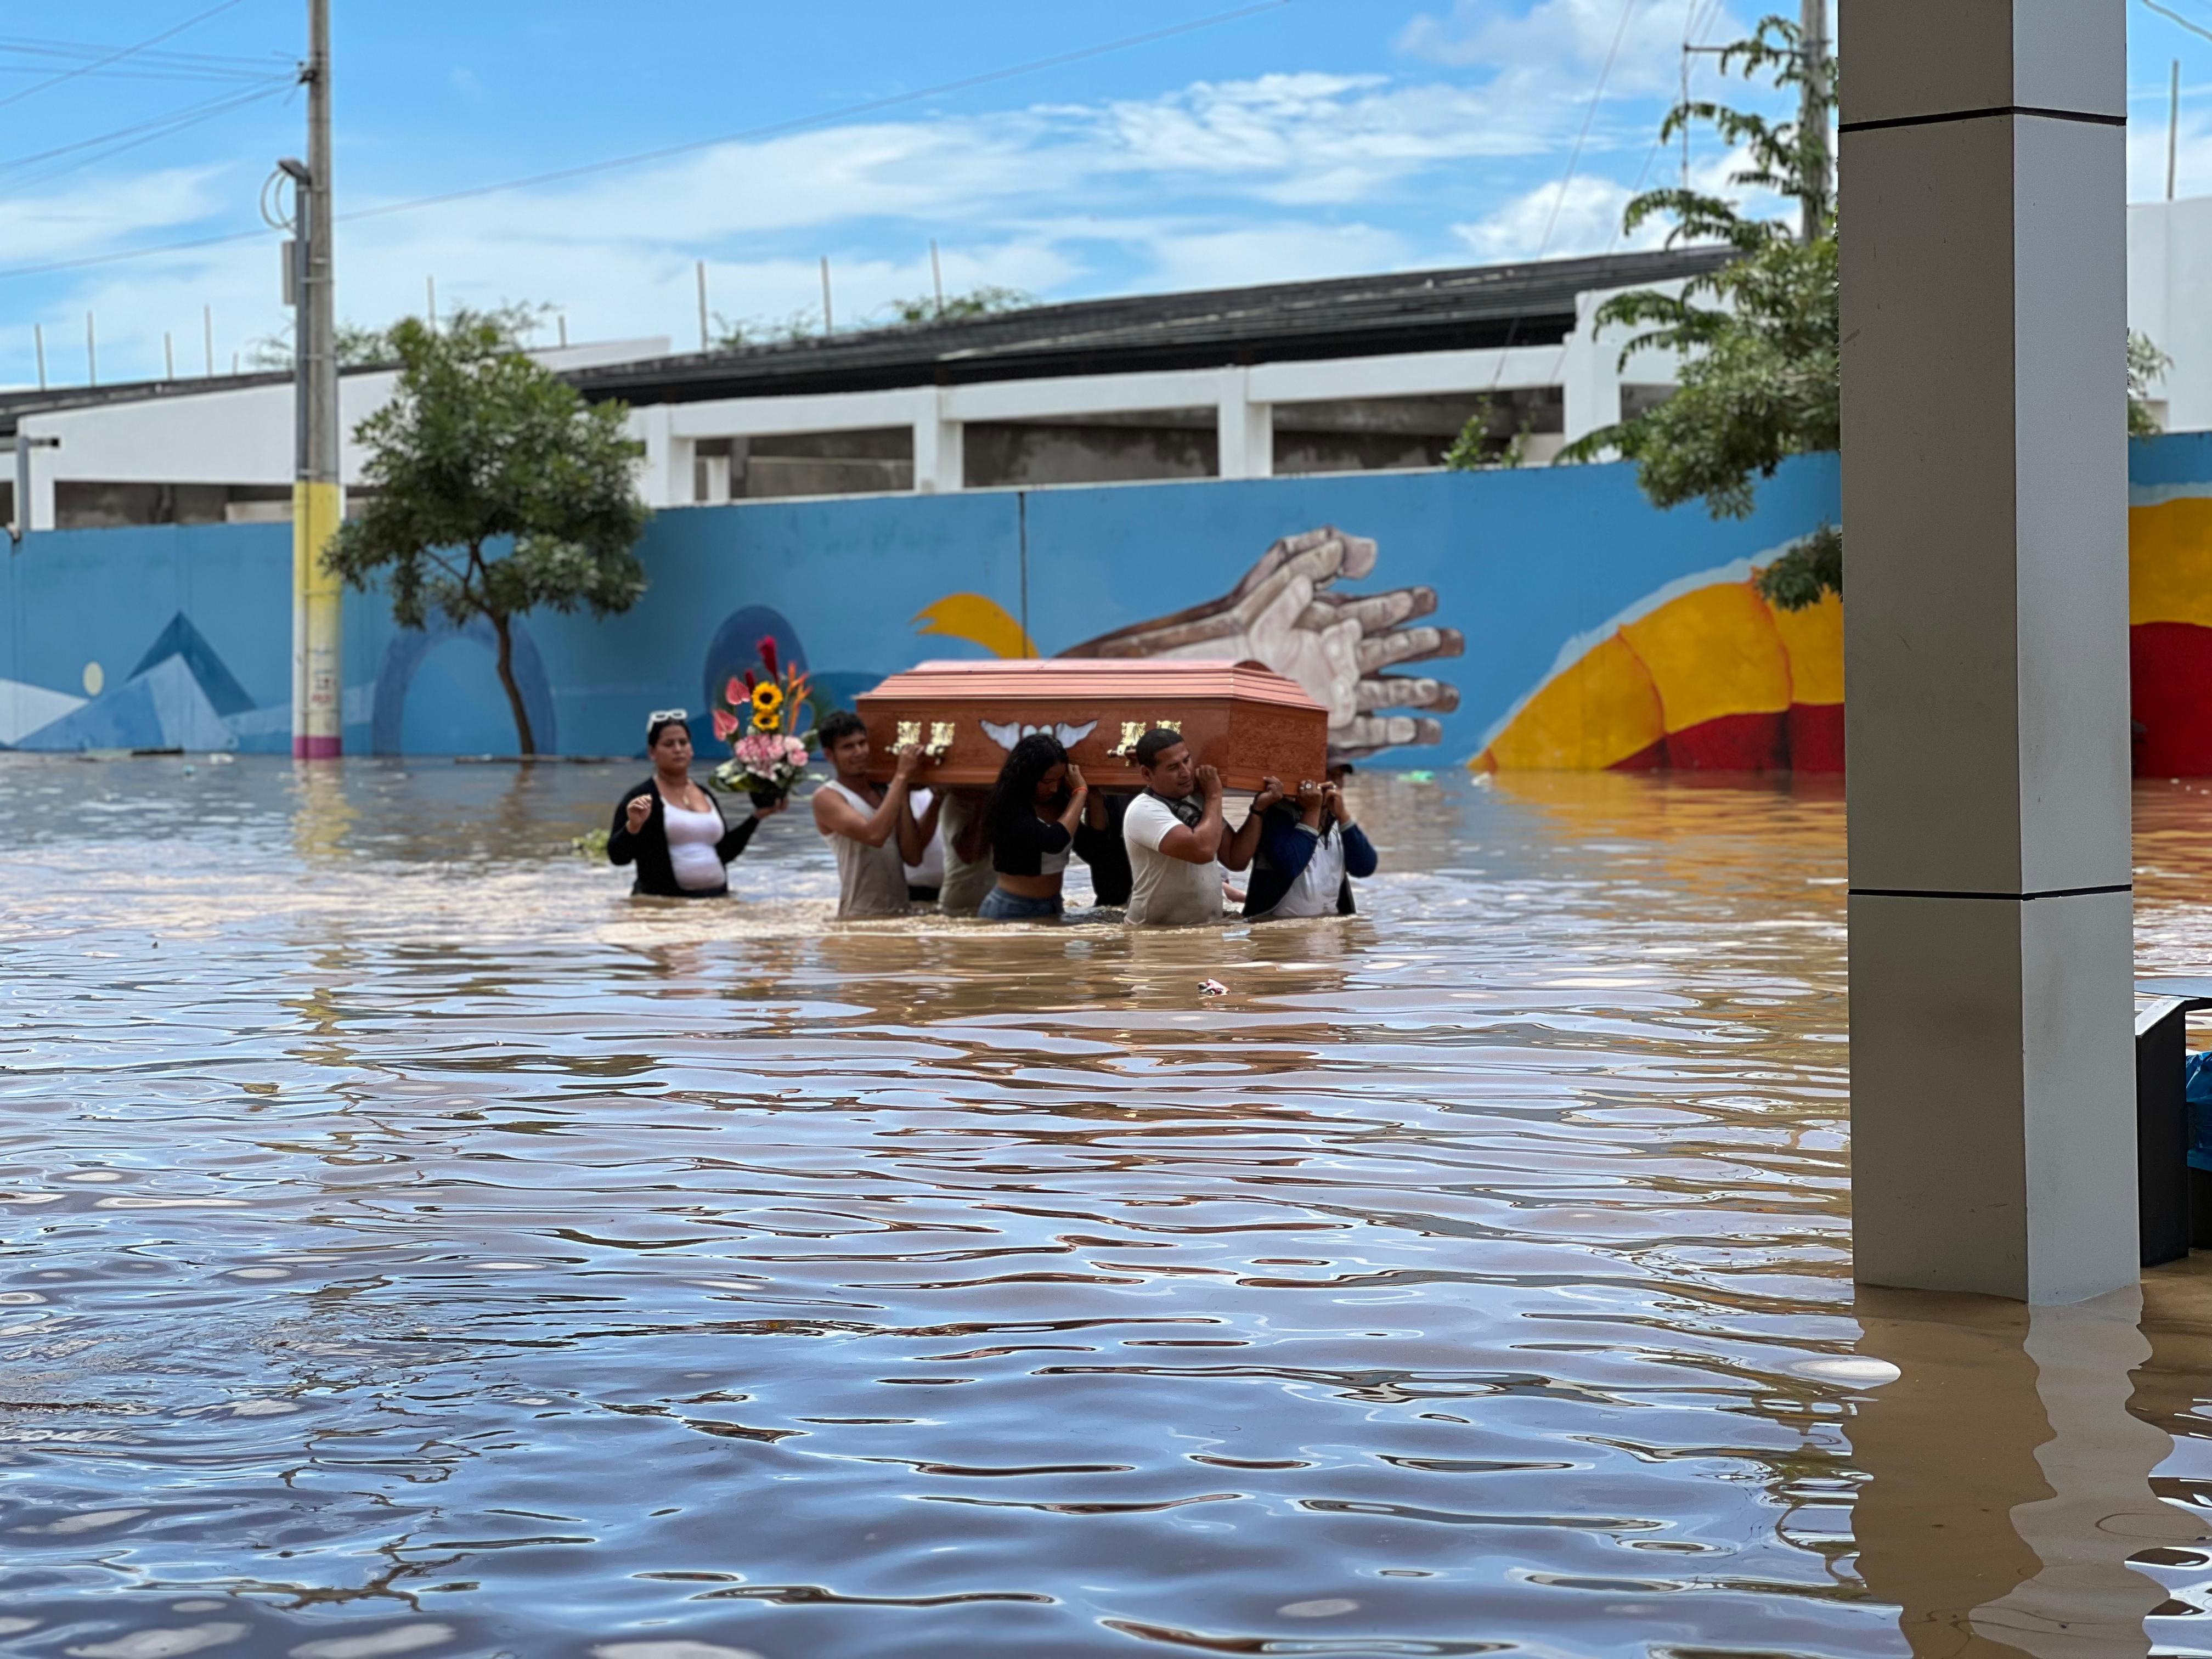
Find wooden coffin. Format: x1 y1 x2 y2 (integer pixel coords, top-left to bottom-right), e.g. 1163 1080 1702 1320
854 658 1328 791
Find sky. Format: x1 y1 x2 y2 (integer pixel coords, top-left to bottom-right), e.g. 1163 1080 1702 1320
0 0 2207 388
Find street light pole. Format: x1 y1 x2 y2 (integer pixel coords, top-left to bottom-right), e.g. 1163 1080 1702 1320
292 0 342 760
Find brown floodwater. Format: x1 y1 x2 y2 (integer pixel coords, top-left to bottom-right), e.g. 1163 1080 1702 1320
3 754 2212 1658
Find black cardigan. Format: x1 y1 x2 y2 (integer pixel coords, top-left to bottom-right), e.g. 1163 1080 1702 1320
607 775 760 897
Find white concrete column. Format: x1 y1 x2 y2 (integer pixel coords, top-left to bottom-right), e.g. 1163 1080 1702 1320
629 405 692 507
18 425 55 532
1842 0 2135 1303
1216 369 1272 479
1558 292 1622 448
913 393 964 494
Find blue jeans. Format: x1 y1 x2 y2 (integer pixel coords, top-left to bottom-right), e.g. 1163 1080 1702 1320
978 887 1064 922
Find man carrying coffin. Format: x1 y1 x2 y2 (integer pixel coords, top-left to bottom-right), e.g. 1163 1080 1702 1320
1122 727 1246 927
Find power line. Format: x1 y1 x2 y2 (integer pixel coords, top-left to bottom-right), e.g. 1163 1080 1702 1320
0 0 1292 283
0 32 283 71
0 79 292 177
0 0 252 114
1489 0 1642 393
2144 0 2212 45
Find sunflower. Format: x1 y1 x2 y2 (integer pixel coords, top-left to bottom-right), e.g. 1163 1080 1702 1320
752 682 785 715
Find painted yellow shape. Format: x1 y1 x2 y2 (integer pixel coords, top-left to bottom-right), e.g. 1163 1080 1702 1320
1765 586 1843 706
2130 498 2212 628
1481 631 1665 770
1619 580 1792 734
913 593 1037 659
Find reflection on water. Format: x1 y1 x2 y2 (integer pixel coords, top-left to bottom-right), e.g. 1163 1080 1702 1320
0 755 2209 1656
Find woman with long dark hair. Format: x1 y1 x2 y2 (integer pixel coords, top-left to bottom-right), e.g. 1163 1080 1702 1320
977 732 1087 922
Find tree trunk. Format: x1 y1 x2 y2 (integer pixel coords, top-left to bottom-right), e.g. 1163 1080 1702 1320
490 611 535 755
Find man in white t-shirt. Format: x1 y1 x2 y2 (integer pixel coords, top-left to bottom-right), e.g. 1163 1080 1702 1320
1121 728 1236 927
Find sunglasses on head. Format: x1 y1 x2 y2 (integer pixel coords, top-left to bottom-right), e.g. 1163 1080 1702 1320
648 709 690 731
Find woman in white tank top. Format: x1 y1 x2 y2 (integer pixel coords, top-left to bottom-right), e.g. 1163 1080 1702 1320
607 712 782 898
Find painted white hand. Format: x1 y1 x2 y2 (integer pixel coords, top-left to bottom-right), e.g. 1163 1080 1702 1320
1062 527 1462 757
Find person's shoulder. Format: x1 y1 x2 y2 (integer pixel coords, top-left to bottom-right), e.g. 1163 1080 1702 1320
1123 793 1174 843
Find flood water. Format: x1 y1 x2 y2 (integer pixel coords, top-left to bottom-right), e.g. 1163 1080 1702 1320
5 755 2212 1658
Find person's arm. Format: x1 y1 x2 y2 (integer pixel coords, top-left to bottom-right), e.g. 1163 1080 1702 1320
895 788 929 868
1157 766 1227 865
1220 776 1284 874
911 788 945 858
714 805 761 864
1327 785 1379 878
1055 767 1090 839
812 748 923 848
608 786 653 867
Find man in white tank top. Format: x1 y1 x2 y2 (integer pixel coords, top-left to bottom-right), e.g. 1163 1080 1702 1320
810 709 937 918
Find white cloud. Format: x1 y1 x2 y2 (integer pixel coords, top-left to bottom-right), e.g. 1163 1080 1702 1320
1453 175 1651 261
1399 0 1753 97
0 63 1711 386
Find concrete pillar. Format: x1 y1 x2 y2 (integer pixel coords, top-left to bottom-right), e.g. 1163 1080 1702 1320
1558 291 1622 448
913 394 964 494
1842 1 2135 1303
1216 369 1272 479
18 426 55 532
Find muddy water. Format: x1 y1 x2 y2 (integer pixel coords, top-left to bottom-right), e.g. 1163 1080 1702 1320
2 755 2211 1658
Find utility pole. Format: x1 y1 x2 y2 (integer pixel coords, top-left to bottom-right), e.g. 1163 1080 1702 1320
696 259 709 352
820 256 833 334
86 313 96 386
1799 0 1830 241
204 305 215 376
930 239 945 317
33 324 45 391
290 0 341 761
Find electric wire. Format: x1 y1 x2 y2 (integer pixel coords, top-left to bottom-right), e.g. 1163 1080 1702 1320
3 83 293 197
2145 0 2212 46
0 79 292 176
1487 0 1643 393
0 0 253 114
0 0 1291 283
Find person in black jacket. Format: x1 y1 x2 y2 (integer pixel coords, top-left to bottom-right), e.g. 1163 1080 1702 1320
1240 763 1378 920
607 710 783 898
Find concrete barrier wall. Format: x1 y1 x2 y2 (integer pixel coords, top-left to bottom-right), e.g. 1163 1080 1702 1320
0 455 1850 769
10 437 2208 774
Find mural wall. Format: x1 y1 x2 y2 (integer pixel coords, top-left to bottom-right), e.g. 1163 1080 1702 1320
1 438 2204 773
0 457 1841 769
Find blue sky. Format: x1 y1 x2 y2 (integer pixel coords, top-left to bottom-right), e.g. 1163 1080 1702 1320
1 0 2208 387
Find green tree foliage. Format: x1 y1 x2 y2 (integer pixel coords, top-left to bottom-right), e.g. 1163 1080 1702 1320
1564 15 2168 611
1443 393 1532 471
1557 16 1839 607
323 311 651 754
882 284 1036 325
251 301 554 372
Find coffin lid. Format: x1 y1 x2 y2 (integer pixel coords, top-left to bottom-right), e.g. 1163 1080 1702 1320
860 657 1325 712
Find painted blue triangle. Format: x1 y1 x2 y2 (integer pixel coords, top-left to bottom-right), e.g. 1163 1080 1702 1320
128 613 255 718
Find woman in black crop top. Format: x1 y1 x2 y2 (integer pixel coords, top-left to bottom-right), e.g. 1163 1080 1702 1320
977 733 1089 922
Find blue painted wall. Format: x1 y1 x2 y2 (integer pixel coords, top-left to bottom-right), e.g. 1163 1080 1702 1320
0 455 1848 765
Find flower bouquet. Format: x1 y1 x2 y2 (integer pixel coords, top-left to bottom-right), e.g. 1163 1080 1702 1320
710 637 814 810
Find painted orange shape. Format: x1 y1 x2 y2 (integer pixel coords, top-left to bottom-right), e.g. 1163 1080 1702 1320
1478 631 1665 772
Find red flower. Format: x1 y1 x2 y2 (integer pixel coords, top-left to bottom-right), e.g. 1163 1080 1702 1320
758 635 780 678
712 707 740 742
724 678 744 708
743 669 758 692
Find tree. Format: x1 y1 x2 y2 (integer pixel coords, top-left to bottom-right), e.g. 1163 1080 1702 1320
882 284 1036 325
324 310 651 754
1564 15 2169 611
249 300 554 372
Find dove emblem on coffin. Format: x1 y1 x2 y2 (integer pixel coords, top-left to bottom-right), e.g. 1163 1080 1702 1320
981 719 1098 751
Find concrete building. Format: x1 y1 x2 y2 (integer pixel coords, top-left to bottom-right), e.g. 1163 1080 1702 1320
3 248 1724 530
7 188 2204 537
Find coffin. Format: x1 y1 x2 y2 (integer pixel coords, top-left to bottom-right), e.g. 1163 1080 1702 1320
854 658 1328 791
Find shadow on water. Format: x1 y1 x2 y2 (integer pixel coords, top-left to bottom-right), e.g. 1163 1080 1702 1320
0 756 2209 1656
